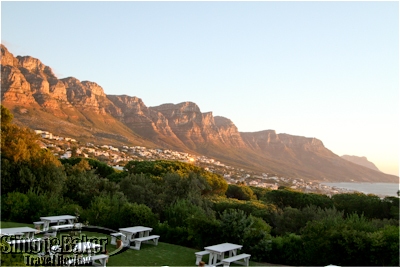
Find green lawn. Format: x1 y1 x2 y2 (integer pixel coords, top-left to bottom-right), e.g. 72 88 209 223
1 221 280 266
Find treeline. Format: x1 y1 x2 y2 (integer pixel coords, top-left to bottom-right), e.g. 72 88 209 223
1 105 399 266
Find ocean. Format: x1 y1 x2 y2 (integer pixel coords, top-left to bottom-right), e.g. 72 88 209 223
321 182 400 197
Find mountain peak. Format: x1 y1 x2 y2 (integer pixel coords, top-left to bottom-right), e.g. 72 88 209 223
341 155 381 173
1 44 18 67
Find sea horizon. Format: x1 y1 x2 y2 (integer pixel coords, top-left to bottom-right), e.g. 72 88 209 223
321 182 400 197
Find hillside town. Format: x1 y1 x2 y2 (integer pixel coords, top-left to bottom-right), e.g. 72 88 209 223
36 129 360 197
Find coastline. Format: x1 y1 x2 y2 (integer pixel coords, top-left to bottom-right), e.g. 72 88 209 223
321 182 399 197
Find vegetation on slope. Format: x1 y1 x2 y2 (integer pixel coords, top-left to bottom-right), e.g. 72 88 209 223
1 105 399 266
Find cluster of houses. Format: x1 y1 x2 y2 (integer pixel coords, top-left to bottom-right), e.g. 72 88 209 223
34 130 77 143
36 129 359 196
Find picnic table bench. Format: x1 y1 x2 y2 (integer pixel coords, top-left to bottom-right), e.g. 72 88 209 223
195 250 210 265
203 242 243 266
65 254 109 267
130 235 160 250
90 254 109 267
222 253 251 267
33 221 44 232
110 232 125 245
65 256 91 266
51 223 83 231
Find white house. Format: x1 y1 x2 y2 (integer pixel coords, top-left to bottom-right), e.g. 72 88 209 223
61 151 72 159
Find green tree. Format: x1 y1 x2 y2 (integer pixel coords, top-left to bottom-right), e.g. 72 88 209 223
63 170 104 209
25 189 66 222
265 234 305 265
332 192 393 219
187 216 222 248
249 186 271 200
211 196 277 224
119 202 158 229
219 209 254 245
262 187 333 210
124 160 228 195
242 216 272 261
60 157 117 179
164 199 210 228
119 173 163 213
226 184 256 201
1 106 66 195
1 105 13 127
82 192 128 229
1 192 30 222
299 211 397 266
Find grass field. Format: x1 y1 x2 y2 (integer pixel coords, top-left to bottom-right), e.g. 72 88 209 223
1 221 282 266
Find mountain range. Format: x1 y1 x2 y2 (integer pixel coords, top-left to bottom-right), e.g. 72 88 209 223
1 44 398 183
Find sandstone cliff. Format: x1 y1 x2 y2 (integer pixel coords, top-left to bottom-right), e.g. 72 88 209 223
0 44 155 147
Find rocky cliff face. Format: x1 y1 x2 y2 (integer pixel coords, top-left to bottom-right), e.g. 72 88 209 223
152 102 232 148
214 116 245 147
1 44 398 183
60 77 108 114
105 95 187 149
1 46 38 106
1 45 112 115
0 44 155 147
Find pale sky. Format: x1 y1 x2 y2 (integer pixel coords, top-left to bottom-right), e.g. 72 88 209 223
1 1 399 176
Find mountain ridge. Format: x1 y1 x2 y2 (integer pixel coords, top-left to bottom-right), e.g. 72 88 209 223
1 44 398 183
341 155 381 173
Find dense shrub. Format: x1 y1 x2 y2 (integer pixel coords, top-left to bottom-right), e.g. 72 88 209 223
211 196 277 224
124 160 228 195
163 199 211 228
187 216 223 249
154 221 191 247
262 187 333 209
1 192 30 223
60 157 117 179
226 184 256 200
119 202 158 229
265 234 305 265
299 212 399 266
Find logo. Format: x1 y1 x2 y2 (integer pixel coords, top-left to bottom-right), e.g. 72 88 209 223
1 225 129 266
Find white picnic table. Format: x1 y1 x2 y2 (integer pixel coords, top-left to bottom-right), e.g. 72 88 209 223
0 227 37 239
119 226 152 246
204 243 243 266
40 215 76 231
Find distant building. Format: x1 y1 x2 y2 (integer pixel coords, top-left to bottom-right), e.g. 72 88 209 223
61 151 72 159
113 165 124 171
